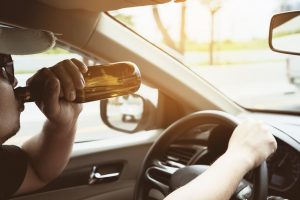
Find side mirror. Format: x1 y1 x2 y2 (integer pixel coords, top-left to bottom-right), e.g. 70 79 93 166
100 94 155 133
269 11 300 55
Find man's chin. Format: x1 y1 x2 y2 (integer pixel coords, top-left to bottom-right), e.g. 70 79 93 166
0 122 20 144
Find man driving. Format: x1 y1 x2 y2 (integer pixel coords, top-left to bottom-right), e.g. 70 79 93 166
0 26 277 200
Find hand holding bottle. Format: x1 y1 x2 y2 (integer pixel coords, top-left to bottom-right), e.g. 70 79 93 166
15 61 141 103
23 59 87 127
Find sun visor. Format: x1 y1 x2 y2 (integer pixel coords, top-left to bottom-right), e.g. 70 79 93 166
36 0 173 12
0 27 56 55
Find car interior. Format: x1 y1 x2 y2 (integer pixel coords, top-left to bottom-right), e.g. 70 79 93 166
0 0 299 200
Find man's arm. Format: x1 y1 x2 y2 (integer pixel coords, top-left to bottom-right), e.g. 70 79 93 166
165 120 277 200
16 59 87 194
17 118 78 193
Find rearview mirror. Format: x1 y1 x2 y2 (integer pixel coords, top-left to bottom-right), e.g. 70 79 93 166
100 94 147 133
269 11 300 55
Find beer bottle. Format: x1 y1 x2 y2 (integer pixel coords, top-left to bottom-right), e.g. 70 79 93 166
14 62 141 103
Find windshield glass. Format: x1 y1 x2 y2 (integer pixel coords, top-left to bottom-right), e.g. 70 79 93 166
110 0 300 113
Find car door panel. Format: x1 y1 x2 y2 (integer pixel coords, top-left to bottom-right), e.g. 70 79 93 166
12 182 134 200
11 131 161 200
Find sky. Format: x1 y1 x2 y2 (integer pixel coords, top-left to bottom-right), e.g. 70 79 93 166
112 0 283 43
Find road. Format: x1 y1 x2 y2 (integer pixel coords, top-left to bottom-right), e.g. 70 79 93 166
192 61 300 111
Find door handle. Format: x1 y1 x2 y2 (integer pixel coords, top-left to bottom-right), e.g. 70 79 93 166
89 166 120 185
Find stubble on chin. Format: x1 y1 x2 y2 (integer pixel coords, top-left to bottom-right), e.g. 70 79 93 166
0 119 21 144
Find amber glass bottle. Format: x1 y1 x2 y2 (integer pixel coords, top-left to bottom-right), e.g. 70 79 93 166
14 62 141 103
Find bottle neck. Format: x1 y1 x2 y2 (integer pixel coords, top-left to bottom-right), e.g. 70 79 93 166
14 86 34 103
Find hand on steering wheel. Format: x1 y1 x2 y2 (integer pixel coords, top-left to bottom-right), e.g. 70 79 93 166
134 110 277 200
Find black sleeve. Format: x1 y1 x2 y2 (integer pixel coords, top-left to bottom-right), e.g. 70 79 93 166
0 145 28 199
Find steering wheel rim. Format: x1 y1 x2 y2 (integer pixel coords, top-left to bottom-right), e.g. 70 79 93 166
134 110 268 200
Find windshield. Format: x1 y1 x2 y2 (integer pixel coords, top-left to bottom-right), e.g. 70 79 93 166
110 0 300 113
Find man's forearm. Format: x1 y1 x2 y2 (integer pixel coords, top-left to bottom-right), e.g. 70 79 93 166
165 151 253 200
22 119 77 182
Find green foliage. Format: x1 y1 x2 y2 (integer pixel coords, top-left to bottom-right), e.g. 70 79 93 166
114 14 135 28
186 38 269 52
15 70 36 74
273 29 300 38
43 47 69 54
190 58 284 66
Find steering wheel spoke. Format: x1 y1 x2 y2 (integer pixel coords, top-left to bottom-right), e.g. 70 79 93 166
145 160 179 195
233 179 253 200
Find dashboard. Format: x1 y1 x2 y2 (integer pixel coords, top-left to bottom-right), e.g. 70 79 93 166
162 115 300 200
268 140 300 193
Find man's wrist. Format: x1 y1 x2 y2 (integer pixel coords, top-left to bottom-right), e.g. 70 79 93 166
43 119 77 137
223 149 255 173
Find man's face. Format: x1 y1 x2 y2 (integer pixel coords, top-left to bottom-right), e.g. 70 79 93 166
0 55 22 143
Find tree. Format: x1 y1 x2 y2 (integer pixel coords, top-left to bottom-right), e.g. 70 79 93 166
278 0 300 12
113 14 135 27
152 2 187 54
199 0 222 65
151 0 222 63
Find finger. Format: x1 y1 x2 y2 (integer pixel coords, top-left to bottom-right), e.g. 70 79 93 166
26 77 32 86
26 68 61 101
26 67 54 86
63 59 85 89
268 134 277 152
71 58 88 73
42 77 60 119
52 63 76 101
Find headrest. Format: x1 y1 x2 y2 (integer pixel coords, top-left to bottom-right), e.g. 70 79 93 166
0 26 56 55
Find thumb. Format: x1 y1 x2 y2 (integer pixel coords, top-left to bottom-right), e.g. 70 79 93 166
42 77 60 119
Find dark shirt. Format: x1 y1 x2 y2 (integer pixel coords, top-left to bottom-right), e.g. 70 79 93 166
0 145 27 199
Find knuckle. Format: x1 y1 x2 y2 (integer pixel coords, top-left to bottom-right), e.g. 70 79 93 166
71 58 88 72
26 77 32 85
267 136 277 148
51 65 64 75
61 59 73 65
56 60 70 69
62 59 82 73
271 138 277 148
256 121 265 127
71 58 80 63
53 60 72 71
38 67 50 74
71 58 85 67
260 124 269 132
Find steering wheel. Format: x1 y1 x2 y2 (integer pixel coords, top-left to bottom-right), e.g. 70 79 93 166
134 110 268 200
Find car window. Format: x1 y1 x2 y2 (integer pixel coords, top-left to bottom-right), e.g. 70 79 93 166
5 45 158 145
110 0 300 113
